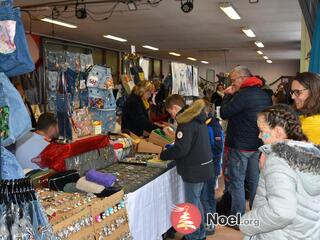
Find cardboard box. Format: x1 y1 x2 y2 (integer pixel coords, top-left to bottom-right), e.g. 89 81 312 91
137 139 162 154
149 130 174 148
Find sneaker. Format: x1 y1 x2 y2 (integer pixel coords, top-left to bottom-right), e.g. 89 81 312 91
226 224 240 231
205 225 215 236
162 227 176 239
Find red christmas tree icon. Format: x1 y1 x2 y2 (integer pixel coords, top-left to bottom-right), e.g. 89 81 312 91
171 203 201 235
177 207 197 230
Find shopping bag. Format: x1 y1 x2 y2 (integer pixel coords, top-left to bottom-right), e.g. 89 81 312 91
87 65 114 89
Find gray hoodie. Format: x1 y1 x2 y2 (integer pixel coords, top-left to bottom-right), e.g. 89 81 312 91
240 140 320 240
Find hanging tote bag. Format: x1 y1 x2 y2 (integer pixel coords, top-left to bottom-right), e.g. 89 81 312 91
0 72 32 146
87 65 114 89
0 0 35 77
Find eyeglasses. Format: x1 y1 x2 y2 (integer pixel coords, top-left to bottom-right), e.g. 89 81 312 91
289 88 308 97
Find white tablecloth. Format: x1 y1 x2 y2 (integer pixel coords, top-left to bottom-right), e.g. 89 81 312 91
126 167 185 240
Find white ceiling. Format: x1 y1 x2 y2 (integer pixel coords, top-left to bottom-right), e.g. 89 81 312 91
15 0 302 66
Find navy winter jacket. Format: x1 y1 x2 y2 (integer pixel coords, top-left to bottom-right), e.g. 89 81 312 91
220 77 272 151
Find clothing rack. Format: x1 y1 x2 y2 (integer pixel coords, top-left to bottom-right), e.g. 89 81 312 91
0 178 37 205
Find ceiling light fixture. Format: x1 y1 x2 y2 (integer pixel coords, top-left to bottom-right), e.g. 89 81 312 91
241 27 256 38
142 45 159 51
219 2 241 20
181 0 194 13
103 34 127 42
187 57 197 61
257 50 263 55
266 59 272 63
254 41 264 48
40 18 78 28
201 61 209 64
169 52 181 56
127 0 137 11
263 56 269 60
249 0 259 3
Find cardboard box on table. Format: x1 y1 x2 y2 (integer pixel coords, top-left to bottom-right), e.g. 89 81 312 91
148 129 174 148
129 132 162 154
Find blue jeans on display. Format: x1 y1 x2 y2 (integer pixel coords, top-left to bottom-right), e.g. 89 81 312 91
227 148 260 216
184 181 206 240
201 174 217 226
57 112 72 140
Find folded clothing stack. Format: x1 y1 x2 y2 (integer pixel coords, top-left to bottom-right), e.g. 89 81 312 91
75 169 121 197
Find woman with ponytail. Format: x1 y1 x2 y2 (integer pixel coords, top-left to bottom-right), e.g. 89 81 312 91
240 104 320 240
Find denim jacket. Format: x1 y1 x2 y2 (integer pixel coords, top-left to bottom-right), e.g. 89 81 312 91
1 146 24 179
0 72 31 146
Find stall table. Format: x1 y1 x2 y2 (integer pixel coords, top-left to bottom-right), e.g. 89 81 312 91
102 164 185 240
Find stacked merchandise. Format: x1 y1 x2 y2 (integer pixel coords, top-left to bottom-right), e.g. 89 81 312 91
87 65 117 133
38 189 132 240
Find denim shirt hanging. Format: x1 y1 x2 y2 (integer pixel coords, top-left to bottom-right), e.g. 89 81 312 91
0 72 31 146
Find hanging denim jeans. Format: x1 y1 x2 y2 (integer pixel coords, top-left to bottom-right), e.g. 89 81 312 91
1 146 24 179
56 93 72 140
57 112 72 140
0 1 34 77
65 68 77 96
0 73 31 146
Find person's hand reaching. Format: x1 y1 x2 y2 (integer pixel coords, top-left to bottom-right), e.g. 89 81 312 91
224 85 236 95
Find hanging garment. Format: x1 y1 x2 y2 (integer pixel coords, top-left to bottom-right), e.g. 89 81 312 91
0 178 55 240
0 0 34 77
0 72 31 146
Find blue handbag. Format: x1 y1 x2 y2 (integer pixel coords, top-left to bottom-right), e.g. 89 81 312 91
0 0 35 77
88 88 116 109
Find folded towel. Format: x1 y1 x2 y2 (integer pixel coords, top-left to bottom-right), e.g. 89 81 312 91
76 176 105 194
85 169 116 188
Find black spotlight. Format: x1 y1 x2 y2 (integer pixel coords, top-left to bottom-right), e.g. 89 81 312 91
75 1 87 19
181 0 193 13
